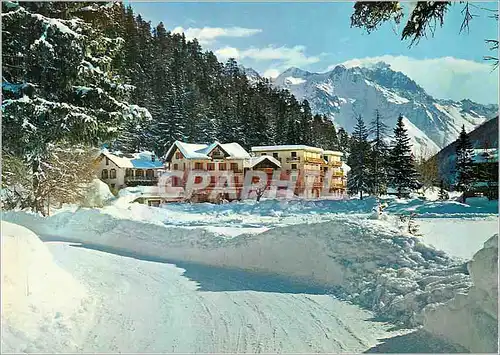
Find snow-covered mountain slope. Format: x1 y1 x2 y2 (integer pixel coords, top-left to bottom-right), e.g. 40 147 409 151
268 63 498 157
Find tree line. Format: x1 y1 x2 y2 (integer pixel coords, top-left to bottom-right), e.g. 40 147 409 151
101 4 349 156
346 111 420 199
347 109 498 201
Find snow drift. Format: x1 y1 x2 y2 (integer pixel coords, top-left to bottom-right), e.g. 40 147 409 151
81 179 115 208
1 221 93 353
3 209 472 328
423 234 498 353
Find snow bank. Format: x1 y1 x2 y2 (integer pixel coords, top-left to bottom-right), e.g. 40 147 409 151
423 234 498 353
3 210 471 328
383 196 498 218
1 221 93 353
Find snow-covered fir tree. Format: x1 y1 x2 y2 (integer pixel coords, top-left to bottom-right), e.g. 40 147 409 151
387 115 420 198
337 128 350 158
2 1 150 212
438 180 449 200
347 115 372 200
454 125 476 193
368 109 389 196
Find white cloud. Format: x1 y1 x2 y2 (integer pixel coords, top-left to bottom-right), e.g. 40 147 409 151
171 26 262 45
328 55 498 105
215 45 320 69
263 69 281 79
215 46 241 60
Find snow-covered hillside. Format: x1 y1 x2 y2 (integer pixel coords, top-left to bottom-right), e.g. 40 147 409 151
264 63 497 156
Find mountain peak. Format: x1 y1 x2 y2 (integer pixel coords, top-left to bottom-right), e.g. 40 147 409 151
271 63 498 156
280 67 310 77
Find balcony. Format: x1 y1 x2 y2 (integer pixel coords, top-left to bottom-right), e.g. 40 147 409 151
286 156 300 163
304 157 325 164
329 161 342 167
125 176 158 186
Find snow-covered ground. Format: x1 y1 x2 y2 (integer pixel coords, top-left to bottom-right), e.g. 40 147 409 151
2 190 497 353
43 241 410 353
423 234 498 353
1 222 94 353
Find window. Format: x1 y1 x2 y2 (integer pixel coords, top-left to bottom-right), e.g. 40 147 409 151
105 157 109 166
291 175 297 181
194 176 203 184
291 152 297 158
125 169 132 177
110 169 116 179
136 169 144 178
195 162 204 170
211 148 224 159
219 163 226 171
207 163 215 171
230 163 238 172
175 151 182 159
324 156 329 162
146 169 154 178
273 152 279 159
110 183 115 189
173 163 178 170
291 164 297 170
261 153 267 156
101 169 108 179
210 176 217 184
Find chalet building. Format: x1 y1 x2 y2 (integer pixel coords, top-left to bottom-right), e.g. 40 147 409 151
251 145 347 197
322 150 347 192
469 148 498 200
164 141 251 202
97 151 165 190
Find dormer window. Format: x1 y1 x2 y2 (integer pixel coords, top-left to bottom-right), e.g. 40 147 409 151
211 147 224 159
151 155 156 162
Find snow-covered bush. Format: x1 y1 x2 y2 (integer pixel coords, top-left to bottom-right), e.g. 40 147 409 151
81 179 115 208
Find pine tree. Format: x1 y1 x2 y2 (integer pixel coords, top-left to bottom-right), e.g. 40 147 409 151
454 125 476 195
368 109 390 196
438 180 449 200
338 128 351 158
347 115 372 199
2 2 150 212
388 115 420 198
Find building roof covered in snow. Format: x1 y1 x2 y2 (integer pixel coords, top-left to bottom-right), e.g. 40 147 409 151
100 150 164 169
323 150 343 156
245 155 282 169
164 141 251 161
473 148 498 163
251 145 324 153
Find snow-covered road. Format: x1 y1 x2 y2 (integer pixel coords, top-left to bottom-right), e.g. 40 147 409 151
3 193 496 353
47 241 408 353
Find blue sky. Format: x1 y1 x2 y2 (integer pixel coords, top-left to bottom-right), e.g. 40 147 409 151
130 1 499 104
